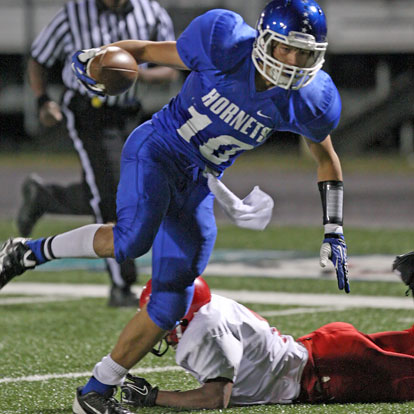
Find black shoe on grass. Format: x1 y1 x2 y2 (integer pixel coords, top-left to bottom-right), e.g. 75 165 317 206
73 386 132 414
0 238 36 289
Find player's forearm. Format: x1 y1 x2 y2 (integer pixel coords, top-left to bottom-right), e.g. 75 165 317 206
308 136 344 229
156 383 232 410
316 152 342 182
28 58 49 97
104 40 188 70
138 66 179 84
308 135 343 181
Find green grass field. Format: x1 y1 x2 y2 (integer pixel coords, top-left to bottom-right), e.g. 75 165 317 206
0 219 413 413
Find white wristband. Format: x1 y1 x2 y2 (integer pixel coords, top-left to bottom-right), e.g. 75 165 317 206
324 224 343 234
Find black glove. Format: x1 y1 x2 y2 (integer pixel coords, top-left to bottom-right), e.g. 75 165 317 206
392 251 414 298
121 374 159 407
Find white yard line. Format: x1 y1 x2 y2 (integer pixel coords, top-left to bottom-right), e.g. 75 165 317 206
0 366 184 384
216 289 413 309
1 282 412 309
37 253 400 282
205 259 398 282
0 296 81 305
258 306 348 317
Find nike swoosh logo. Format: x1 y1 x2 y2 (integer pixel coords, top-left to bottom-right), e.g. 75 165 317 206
84 401 108 414
129 383 149 395
257 110 272 119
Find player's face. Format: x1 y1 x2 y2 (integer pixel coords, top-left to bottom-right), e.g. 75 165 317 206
272 42 313 68
256 41 315 90
101 0 128 11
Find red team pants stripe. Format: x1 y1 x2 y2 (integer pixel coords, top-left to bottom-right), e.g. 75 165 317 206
297 322 414 403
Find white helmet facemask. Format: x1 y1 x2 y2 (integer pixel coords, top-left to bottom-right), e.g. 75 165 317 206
252 29 327 90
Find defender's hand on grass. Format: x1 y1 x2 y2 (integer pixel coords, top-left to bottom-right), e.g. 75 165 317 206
392 251 414 298
320 233 350 293
121 374 159 407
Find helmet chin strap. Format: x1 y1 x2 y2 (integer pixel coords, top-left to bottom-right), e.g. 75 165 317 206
150 339 170 357
150 319 189 357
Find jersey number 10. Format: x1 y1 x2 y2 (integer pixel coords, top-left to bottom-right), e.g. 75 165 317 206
177 105 254 166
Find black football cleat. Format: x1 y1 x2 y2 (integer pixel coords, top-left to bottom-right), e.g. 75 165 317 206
108 286 139 308
16 175 48 237
0 238 37 289
73 386 133 414
392 251 414 298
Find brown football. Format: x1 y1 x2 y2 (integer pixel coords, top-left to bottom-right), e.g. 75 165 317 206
88 46 138 96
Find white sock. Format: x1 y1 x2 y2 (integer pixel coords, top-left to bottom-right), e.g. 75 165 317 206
45 224 102 259
93 354 128 386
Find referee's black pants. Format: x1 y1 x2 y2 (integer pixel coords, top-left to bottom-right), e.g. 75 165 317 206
45 90 141 288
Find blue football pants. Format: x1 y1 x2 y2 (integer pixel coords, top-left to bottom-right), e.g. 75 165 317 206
113 121 217 330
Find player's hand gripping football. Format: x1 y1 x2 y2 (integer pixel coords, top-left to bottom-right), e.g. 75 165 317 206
71 48 105 96
121 374 159 407
320 233 350 293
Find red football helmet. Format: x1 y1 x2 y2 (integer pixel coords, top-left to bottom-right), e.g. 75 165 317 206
139 276 211 354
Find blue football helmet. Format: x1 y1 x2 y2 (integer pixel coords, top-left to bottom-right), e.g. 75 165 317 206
252 0 328 90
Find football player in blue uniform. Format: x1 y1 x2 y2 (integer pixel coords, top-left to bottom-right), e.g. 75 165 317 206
0 1 349 413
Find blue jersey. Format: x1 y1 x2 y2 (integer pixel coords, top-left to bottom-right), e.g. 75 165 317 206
152 9 341 174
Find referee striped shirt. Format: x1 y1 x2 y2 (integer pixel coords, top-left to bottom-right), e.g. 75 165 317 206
31 0 175 107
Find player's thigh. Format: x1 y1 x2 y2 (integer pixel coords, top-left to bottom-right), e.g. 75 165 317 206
152 184 216 285
113 125 171 262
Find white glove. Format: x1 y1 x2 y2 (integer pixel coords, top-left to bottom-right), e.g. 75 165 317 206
207 173 274 231
71 48 105 95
